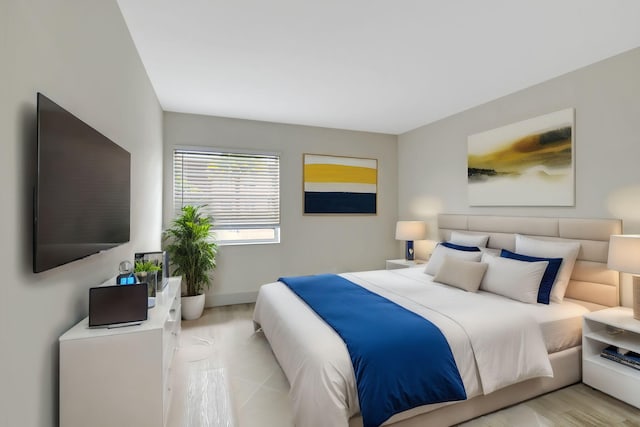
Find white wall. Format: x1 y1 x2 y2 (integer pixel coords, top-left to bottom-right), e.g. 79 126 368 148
2 1 163 426
398 47 640 306
163 112 399 306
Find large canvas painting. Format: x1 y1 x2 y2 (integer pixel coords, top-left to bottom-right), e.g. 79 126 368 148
303 154 377 214
468 108 575 206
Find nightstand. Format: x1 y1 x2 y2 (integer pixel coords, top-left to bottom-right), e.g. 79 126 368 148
582 306 640 409
385 259 426 270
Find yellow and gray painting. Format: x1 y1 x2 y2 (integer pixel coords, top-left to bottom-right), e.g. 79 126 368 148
467 109 574 206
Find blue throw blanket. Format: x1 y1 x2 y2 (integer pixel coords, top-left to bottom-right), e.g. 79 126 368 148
279 274 466 427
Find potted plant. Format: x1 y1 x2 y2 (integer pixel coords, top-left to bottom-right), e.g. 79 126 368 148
134 259 162 304
163 205 218 320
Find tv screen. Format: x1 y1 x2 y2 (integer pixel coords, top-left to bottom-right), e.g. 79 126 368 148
33 93 131 273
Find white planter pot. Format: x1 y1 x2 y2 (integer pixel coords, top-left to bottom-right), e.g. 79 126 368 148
181 293 206 320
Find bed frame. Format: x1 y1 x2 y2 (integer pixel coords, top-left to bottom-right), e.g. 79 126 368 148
348 214 622 427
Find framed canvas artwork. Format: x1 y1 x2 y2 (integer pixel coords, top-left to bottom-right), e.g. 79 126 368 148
303 154 377 214
467 108 575 206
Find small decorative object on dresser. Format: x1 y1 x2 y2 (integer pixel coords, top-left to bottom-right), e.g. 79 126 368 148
135 251 169 291
607 234 640 319
134 259 162 308
116 260 136 285
582 307 640 409
163 205 218 320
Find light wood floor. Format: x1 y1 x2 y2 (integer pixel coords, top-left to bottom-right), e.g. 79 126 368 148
168 303 640 427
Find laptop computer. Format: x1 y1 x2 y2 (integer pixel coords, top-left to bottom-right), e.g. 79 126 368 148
89 283 148 328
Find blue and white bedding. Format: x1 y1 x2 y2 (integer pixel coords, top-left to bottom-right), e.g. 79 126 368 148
254 267 586 427
279 274 466 427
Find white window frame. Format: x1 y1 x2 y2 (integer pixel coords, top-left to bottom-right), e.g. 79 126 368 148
173 146 281 246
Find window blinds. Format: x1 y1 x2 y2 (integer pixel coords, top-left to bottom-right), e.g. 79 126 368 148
173 149 280 229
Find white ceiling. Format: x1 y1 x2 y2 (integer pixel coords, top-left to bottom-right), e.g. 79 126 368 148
117 1 640 134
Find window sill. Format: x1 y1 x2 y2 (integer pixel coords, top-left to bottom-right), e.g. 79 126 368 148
217 239 280 247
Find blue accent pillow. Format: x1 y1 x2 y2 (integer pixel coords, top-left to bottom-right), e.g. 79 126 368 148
442 241 481 252
500 249 563 304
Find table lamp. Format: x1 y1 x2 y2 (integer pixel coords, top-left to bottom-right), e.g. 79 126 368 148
395 221 428 261
607 234 640 320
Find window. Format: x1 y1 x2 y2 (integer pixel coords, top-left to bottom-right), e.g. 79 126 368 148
173 148 280 245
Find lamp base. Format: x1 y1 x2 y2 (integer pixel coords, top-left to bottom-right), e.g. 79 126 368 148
405 241 414 261
634 276 640 320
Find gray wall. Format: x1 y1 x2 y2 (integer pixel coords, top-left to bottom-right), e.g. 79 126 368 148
163 112 399 306
2 1 163 426
398 47 640 306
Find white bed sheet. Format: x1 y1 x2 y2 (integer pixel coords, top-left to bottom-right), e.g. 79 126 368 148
253 268 586 427
397 267 590 353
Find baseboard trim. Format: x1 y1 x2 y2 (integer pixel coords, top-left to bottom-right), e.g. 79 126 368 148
205 291 258 307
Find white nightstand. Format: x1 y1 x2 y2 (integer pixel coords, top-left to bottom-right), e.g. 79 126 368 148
385 259 426 270
582 306 640 409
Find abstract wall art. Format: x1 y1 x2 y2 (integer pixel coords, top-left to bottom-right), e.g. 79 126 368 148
467 108 575 206
303 154 377 214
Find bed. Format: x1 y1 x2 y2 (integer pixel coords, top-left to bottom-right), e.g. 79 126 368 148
253 214 622 426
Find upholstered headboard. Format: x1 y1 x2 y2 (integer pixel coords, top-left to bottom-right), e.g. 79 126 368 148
438 214 622 308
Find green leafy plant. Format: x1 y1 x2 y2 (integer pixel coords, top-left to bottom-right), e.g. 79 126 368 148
134 260 162 298
163 205 218 297
134 260 162 273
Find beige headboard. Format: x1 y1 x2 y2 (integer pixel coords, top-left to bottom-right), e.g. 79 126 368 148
438 214 622 308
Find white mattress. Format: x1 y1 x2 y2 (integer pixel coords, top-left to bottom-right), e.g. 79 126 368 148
254 267 589 426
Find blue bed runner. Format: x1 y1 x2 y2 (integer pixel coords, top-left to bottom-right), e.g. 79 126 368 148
279 274 466 427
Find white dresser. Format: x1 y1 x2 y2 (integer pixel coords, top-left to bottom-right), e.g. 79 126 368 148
59 276 182 427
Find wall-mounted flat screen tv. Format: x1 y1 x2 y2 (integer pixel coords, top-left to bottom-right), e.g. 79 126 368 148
33 93 131 273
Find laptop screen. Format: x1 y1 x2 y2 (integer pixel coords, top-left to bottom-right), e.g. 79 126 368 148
89 284 148 327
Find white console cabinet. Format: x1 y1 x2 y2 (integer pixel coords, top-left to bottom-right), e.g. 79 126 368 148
60 276 182 427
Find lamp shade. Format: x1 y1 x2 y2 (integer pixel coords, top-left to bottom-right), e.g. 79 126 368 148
395 221 428 241
608 235 640 274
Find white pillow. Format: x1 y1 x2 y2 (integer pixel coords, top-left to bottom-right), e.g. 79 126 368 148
424 244 483 276
449 231 489 248
515 234 580 303
480 247 500 257
433 256 488 292
479 253 548 304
